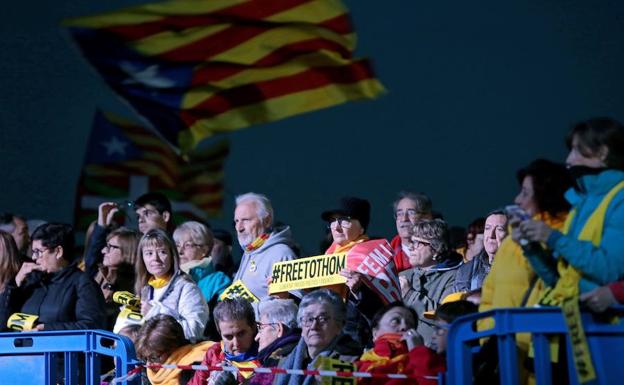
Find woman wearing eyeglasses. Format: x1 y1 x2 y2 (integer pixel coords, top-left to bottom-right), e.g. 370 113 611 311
399 219 462 347
321 196 385 347
174 221 232 340
173 222 231 307
15 223 105 331
275 289 363 385
135 228 209 342
81 202 141 330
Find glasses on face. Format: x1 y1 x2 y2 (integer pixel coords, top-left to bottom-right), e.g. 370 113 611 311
299 315 332 327
176 242 203 251
433 323 449 335
327 217 353 229
31 247 51 260
135 208 160 221
256 322 278 331
411 239 431 249
104 243 121 252
395 209 421 220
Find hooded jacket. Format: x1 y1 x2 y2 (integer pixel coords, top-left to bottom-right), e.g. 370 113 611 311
528 170 624 293
400 253 462 346
233 226 297 299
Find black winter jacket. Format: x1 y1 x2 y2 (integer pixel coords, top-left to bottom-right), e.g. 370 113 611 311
19 264 106 330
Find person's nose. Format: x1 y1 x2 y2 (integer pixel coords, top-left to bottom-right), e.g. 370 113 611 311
565 150 575 166
398 320 408 332
254 333 260 342
488 229 496 239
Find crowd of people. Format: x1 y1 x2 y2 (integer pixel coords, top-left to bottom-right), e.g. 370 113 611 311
1 116 624 385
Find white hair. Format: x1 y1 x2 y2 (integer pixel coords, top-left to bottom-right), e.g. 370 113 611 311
258 298 298 330
235 192 273 227
173 221 214 253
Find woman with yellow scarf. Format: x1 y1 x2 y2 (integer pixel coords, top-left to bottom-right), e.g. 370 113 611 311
134 229 209 342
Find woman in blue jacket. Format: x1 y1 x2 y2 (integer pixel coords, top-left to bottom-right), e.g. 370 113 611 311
517 117 624 293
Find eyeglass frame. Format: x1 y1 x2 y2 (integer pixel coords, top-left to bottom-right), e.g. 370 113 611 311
176 241 204 251
326 216 354 230
411 238 432 249
299 315 333 327
395 208 424 219
433 322 450 335
104 243 121 252
256 322 278 331
31 246 55 260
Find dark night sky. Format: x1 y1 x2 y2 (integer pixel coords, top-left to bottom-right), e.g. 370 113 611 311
2 1 624 255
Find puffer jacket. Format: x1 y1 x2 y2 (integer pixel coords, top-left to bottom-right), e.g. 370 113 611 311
141 271 209 342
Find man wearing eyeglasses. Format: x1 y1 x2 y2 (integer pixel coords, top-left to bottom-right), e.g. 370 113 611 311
389 192 434 273
248 298 301 385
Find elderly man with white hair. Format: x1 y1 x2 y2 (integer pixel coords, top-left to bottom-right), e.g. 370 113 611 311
232 192 298 299
248 298 301 385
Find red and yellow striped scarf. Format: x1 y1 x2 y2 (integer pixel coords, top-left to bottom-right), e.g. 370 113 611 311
245 233 270 252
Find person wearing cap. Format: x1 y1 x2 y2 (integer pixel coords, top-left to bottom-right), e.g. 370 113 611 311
389 192 434 273
400 219 463 347
321 196 385 345
429 299 478 356
232 192 298 300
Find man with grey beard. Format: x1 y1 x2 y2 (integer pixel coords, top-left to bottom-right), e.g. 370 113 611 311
232 192 297 299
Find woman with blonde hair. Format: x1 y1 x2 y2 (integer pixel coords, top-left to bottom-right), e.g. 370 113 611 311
0 230 22 330
135 228 209 342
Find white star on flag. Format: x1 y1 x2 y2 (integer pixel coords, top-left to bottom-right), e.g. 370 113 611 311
101 136 128 156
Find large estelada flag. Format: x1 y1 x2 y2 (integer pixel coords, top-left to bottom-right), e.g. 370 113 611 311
64 0 386 153
74 110 229 232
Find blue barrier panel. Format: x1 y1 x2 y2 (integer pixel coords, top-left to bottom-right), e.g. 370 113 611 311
445 306 624 385
0 330 141 385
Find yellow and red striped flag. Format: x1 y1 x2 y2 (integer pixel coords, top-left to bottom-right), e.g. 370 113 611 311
65 0 386 153
74 110 229 233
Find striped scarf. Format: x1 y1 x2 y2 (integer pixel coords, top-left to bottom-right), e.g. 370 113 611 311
245 233 270 252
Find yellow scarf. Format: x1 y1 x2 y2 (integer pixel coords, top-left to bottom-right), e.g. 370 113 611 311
147 341 215 385
541 180 624 304
148 274 172 289
538 180 624 383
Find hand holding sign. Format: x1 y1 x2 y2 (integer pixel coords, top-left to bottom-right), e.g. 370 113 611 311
346 239 402 304
339 268 363 293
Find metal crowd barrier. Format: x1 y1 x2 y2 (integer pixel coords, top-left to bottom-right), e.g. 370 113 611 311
0 329 140 385
445 306 624 385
